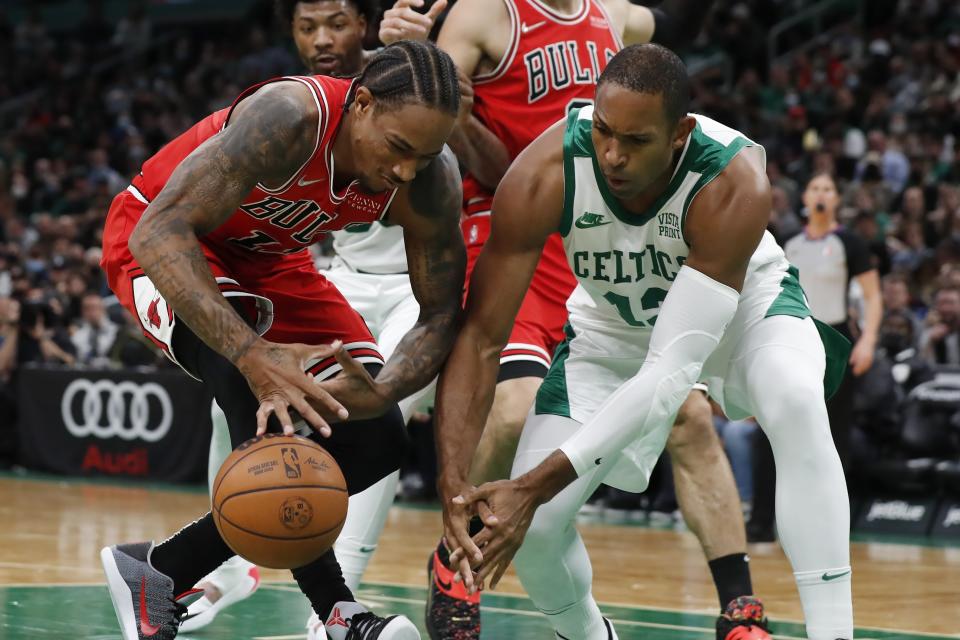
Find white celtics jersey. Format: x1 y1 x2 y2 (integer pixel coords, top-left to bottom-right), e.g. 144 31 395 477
561 107 783 329
331 221 408 274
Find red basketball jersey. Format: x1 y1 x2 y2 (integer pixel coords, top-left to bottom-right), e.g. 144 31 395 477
130 75 398 257
463 0 622 215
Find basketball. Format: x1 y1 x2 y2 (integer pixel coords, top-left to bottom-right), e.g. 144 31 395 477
212 434 348 569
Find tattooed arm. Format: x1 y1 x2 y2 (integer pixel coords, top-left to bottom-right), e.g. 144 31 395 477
385 146 466 397
319 146 466 416
129 81 348 434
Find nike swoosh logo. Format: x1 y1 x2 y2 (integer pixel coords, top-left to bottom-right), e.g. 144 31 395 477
521 20 546 34
139 576 161 636
821 570 851 581
298 176 324 187
577 220 612 229
359 546 376 553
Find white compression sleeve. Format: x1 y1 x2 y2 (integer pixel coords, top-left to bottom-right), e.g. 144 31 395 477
559 266 740 478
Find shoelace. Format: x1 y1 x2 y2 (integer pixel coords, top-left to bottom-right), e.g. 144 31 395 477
344 611 391 640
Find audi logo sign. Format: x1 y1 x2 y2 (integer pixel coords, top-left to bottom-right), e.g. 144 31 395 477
60 379 173 442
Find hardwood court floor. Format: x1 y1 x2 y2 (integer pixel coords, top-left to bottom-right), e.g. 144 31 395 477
0 473 957 639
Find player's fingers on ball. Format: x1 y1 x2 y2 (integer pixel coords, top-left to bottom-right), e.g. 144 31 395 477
256 402 272 435
273 401 296 435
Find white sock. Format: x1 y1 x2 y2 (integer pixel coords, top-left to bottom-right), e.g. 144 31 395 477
325 601 368 640
334 470 401 591
794 568 853 640
208 401 232 499
544 594 608 640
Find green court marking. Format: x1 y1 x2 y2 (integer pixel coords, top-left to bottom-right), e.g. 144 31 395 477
2 582 956 640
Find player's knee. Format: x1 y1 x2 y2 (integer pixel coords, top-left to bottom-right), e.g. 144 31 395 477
490 377 540 439
666 391 716 458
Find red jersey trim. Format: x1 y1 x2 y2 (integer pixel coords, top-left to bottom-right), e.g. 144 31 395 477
592 0 624 50
472 0 521 85
525 0 589 25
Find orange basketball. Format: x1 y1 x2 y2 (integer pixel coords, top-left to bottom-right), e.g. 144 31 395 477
212 433 348 569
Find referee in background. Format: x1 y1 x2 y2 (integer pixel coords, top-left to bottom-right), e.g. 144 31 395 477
747 172 882 542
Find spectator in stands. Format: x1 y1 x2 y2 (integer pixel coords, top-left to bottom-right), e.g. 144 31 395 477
857 130 910 196
107 308 165 368
71 292 117 366
882 273 924 341
0 297 20 379
922 285 960 365
879 308 933 391
768 185 802 243
9 302 75 368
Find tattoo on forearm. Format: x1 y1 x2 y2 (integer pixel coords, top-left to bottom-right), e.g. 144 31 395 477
378 149 465 399
130 83 316 364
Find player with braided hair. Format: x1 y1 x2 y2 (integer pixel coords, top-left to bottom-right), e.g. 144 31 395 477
178 8 475 635
99 41 463 640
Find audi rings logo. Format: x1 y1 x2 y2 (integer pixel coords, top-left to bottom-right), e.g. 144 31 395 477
61 379 173 442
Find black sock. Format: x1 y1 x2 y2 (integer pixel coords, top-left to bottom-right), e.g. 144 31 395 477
292 549 354 619
150 512 234 596
708 553 753 611
436 516 484 565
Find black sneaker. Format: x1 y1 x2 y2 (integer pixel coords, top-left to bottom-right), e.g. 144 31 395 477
100 542 198 640
425 549 480 640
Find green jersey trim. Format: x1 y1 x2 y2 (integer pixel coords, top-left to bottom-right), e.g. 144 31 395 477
678 135 752 242
764 264 851 399
560 108 581 237
563 110 758 232
534 323 576 417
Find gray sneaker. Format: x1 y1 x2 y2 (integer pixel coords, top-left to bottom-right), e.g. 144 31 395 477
101 542 195 640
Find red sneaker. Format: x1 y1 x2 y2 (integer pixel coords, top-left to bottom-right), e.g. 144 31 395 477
424 548 480 640
716 596 772 640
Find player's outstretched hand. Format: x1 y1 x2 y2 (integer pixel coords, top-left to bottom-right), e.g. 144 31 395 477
314 342 391 420
237 339 349 437
449 479 538 593
379 0 447 45
440 481 488 594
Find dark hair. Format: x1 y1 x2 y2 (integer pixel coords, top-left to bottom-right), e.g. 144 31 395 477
807 171 838 189
275 0 375 25
597 43 690 125
351 40 460 116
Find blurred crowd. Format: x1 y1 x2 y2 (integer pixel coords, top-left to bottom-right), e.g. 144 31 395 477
1 0 959 510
